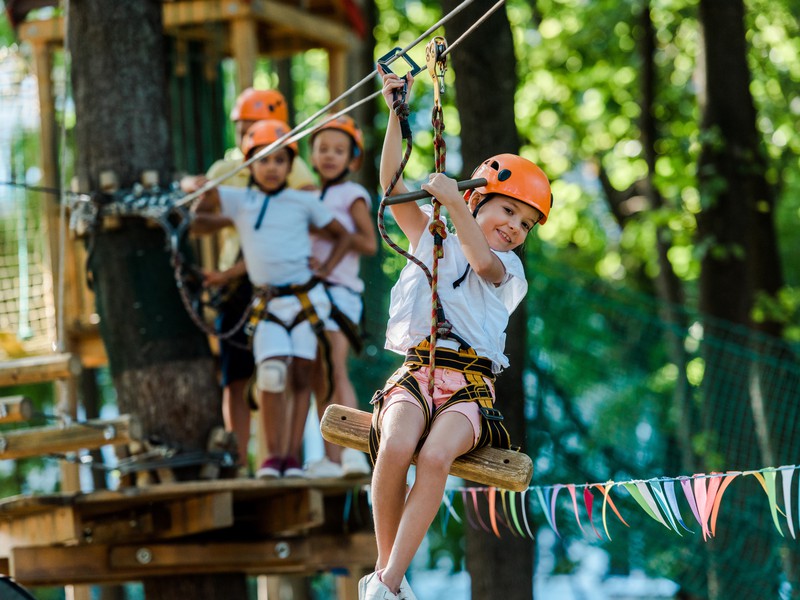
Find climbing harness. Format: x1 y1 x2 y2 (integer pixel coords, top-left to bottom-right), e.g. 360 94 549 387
245 278 336 403
368 339 515 466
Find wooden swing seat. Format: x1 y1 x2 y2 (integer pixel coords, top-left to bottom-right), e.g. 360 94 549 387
320 405 533 492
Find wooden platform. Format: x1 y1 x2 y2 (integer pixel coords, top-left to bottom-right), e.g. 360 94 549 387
0 477 375 586
320 404 534 492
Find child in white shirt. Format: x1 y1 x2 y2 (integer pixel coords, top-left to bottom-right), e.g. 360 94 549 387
187 119 351 480
306 115 377 479
359 70 554 600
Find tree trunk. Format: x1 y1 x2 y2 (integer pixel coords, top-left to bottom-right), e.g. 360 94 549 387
441 2 533 599
695 1 794 598
69 1 246 597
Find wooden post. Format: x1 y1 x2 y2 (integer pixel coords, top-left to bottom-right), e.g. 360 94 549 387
0 397 34 424
230 16 257 90
328 48 347 109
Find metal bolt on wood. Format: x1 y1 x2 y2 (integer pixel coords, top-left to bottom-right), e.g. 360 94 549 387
135 548 153 564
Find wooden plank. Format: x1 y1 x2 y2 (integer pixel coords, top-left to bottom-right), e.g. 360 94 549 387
11 533 377 585
251 0 355 49
243 489 325 535
0 396 34 424
320 404 534 492
0 353 81 387
0 506 80 559
80 492 234 544
0 415 141 460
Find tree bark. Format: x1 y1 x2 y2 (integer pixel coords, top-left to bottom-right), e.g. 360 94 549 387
441 2 533 599
695 1 794 598
68 1 245 597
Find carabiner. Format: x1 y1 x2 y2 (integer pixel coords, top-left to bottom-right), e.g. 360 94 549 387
425 36 448 106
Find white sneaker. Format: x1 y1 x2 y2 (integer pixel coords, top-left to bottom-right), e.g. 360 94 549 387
342 447 372 477
399 575 417 600
358 572 398 600
305 457 345 479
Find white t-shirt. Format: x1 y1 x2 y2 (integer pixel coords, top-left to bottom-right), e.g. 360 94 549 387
385 205 527 371
311 181 371 293
218 186 333 287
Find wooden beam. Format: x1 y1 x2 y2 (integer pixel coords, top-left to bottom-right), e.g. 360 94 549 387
0 415 141 460
0 397 34 424
240 489 324 535
11 533 377 585
0 506 80 559
80 492 234 545
0 353 81 387
320 405 534 492
251 0 356 49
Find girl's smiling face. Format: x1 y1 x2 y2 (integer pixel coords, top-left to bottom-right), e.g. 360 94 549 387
471 193 542 252
311 129 355 183
249 147 292 193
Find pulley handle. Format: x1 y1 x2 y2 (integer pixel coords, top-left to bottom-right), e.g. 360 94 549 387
382 178 487 206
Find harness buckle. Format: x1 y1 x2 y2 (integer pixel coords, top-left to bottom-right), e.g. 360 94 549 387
479 406 505 422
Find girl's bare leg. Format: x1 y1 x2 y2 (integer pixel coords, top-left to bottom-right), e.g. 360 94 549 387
371 401 426 571
380 412 474 593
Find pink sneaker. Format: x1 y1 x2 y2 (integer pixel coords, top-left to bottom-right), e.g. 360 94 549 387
282 456 306 478
256 457 283 479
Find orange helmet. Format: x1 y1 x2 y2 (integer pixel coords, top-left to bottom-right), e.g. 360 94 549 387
230 88 289 123
310 115 365 170
465 154 553 224
241 119 297 160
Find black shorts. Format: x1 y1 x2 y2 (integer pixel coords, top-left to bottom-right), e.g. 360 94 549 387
216 277 255 387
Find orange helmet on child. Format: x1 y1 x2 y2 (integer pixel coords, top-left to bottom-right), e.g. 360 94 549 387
465 154 553 224
310 115 365 170
241 119 298 160
230 88 289 123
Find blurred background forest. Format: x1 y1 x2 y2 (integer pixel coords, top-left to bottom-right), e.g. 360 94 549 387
0 0 799 599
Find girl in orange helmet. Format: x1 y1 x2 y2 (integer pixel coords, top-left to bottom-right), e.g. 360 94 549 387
304 115 377 479
359 71 552 600
186 119 351 481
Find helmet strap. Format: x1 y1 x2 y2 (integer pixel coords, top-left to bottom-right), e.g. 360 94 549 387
318 168 350 201
472 193 494 217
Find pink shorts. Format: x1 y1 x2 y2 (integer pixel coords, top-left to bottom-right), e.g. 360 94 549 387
379 366 495 447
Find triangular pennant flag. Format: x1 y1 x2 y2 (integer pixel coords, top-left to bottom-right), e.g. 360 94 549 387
471 488 492 533
508 491 525 538
501 490 518 537
693 476 710 540
566 484 585 534
536 487 556 532
702 475 723 538
461 490 479 531
624 482 668 529
649 480 681 535
550 484 564 537
782 467 796 540
488 487 502 538
762 469 784 537
521 489 536 540
583 486 602 539
709 473 739 537
592 482 629 541
680 476 703 531
664 479 694 533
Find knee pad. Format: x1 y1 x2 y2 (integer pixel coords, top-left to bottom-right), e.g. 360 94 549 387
257 359 288 393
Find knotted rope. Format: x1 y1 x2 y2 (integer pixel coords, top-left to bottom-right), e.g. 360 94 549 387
426 36 450 395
